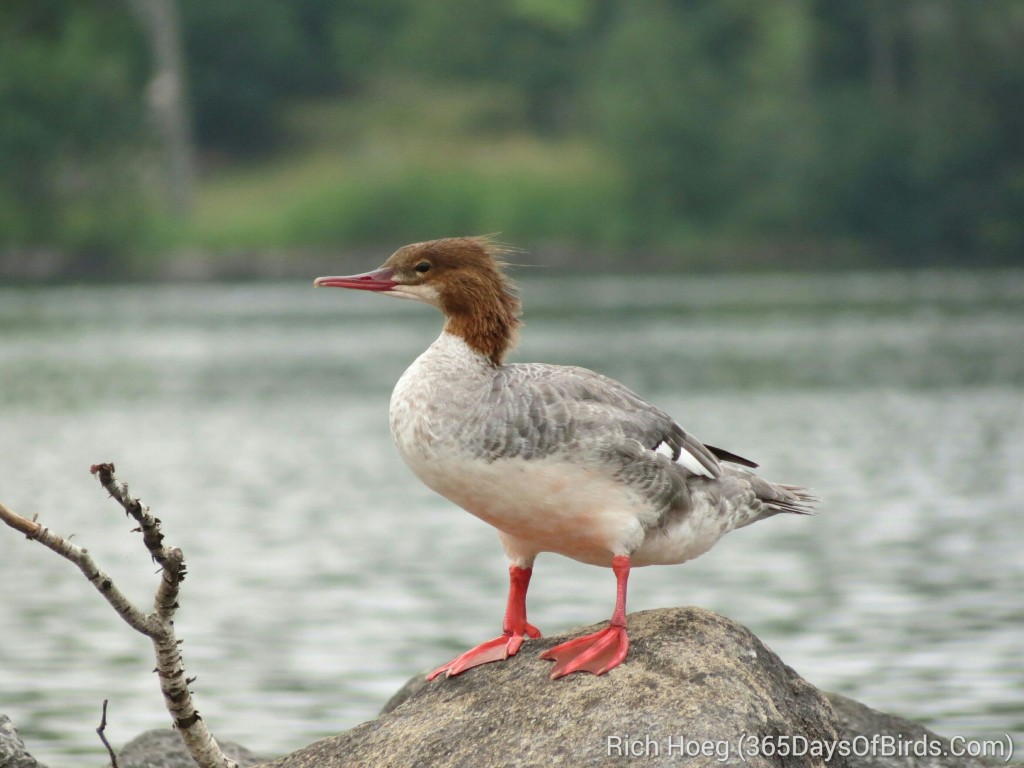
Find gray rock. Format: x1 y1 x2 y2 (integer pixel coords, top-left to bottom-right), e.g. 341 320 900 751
259 607 844 768
0 715 46 768
114 728 270 768
7 608 1013 768
379 673 428 716
826 693 1008 768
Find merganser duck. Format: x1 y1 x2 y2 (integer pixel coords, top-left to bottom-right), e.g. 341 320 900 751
315 236 816 680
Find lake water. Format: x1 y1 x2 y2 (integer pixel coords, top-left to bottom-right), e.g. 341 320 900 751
1 270 1022 765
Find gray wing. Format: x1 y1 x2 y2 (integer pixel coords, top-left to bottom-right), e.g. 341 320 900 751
477 363 720 473
461 363 728 521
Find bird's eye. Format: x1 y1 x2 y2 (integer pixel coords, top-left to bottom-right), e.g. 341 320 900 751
414 261 431 273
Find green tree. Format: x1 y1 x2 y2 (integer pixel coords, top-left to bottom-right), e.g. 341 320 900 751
179 0 409 153
811 0 1024 259
590 0 818 241
388 0 599 132
0 0 152 267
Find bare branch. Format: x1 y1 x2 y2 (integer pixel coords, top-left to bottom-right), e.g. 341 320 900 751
97 699 119 768
90 463 186 622
90 463 170 566
0 465 239 768
0 500 155 636
0 500 39 537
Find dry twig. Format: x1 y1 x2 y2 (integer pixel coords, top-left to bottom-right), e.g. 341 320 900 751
0 463 238 768
97 699 119 768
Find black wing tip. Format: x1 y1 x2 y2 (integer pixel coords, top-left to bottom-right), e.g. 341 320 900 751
705 444 759 469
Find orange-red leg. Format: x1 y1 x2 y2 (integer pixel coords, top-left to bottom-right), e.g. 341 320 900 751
427 564 541 680
540 555 630 679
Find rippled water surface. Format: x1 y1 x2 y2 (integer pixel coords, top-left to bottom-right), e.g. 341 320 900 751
1 270 1022 764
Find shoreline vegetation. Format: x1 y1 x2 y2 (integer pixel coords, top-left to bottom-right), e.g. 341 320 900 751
1 238 915 284
1 240 1013 284
6 0 1024 280
3 79 903 283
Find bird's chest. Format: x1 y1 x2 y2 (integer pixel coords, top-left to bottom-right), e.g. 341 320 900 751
388 355 647 562
388 335 492 470
390 373 515 524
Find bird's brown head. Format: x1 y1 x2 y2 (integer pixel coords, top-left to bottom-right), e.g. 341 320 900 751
315 236 521 365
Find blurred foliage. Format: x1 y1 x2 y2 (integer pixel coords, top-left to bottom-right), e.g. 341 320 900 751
0 0 156 270
180 0 342 153
2 0 1023 268
188 82 628 248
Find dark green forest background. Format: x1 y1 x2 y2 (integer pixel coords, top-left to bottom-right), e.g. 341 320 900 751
2 0 1022 277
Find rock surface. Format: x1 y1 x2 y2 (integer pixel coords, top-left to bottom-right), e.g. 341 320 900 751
0 715 46 768
260 607 843 768
113 728 270 768
3 608 1013 768
825 693 1005 768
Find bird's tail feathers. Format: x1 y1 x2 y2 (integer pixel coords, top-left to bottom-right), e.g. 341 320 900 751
763 483 819 517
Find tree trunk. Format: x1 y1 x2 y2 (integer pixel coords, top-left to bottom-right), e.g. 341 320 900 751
866 0 900 108
129 0 196 216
